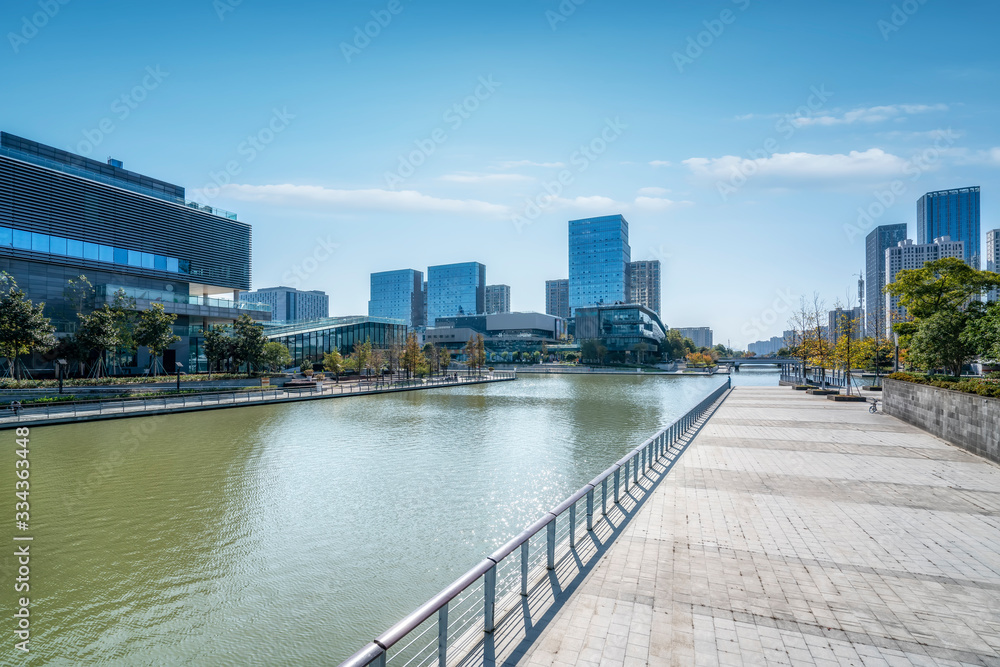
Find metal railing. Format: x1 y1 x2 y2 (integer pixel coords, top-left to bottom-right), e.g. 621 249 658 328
339 377 732 667
0 372 516 426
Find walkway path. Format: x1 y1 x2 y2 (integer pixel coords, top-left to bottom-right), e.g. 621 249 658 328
518 386 1000 666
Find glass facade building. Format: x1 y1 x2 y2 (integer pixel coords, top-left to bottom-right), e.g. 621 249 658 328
426 262 485 326
574 304 666 352
568 215 630 316
0 131 265 373
241 286 329 322
988 228 1000 302
545 278 570 320
865 223 907 338
917 187 980 268
368 269 425 327
628 260 661 315
263 316 408 364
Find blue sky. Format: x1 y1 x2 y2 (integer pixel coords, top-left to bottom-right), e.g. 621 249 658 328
2 0 998 347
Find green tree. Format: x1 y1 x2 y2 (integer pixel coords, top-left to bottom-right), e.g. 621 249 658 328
261 341 292 372
402 333 423 378
135 303 181 374
353 338 373 382
232 314 267 374
299 357 313 375
423 342 438 376
909 307 978 377
323 348 344 382
438 347 451 375
201 324 231 377
0 273 56 379
581 339 598 364
108 289 139 372
76 306 119 378
962 301 1000 362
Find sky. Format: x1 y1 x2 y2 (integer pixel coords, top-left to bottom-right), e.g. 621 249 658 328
1 0 998 348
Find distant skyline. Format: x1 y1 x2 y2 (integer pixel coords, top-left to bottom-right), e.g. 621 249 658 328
3 0 999 347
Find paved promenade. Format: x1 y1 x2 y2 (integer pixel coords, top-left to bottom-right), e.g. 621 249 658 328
518 386 1000 666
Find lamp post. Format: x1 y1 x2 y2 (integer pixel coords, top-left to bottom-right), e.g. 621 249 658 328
56 359 67 394
175 362 184 393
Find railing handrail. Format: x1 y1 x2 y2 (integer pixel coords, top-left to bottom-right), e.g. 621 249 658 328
338 377 731 667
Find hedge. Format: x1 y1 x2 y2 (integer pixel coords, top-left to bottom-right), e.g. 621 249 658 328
888 372 1000 398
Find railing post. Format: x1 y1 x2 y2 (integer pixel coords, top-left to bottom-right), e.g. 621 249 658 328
569 503 576 548
438 603 448 667
520 541 529 595
484 563 496 633
374 650 386 667
633 454 638 485
601 477 607 516
624 461 629 492
547 519 555 570
614 468 620 503
586 488 594 531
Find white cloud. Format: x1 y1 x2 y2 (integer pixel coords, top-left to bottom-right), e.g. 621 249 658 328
439 172 533 184
793 103 948 127
683 148 913 185
649 160 672 167
633 196 691 211
495 160 565 169
637 186 669 196
209 184 509 216
949 146 1000 166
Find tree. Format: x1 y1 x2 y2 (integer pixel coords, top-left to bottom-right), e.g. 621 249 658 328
423 342 438 376
108 289 139 373
476 334 486 374
886 257 1000 330
63 274 94 314
581 339 599 364
299 357 313 375
438 347 451 375
353 338 373 382
135 303 181 374
370 347 385 379
909 307 978 377
232 314 267 374
323 348 344 382
0 273 56 379
402 333 423 378
633 342 650 365
76 306 119 378
201 324 231 377
261 341 292 372
962 301 1000 363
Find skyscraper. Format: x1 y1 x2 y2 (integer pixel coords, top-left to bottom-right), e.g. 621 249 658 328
885 237 964 336
987 229 1000 302
628 259 661 315
545 279 569 319
368 269 425 327
426 262 485 326
917 187 980 268
485 284 510 314
568 214 630 317
865 223 907 338
241 286 328 322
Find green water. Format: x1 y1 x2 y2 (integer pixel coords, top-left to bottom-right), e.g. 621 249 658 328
1 372 768 665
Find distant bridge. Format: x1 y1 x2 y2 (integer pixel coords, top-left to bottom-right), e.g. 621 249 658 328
718 357 797 365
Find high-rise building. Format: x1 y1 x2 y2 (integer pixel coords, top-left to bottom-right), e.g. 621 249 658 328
0 131 268 374
674 327 713 349
987 229 1000 302
885 237 964 336
828 306 864 342
628 259 661 315
545 279 570 320
241 286 328 322
426 262 485 326
368 269 425 327
485 284 510 314
865 223 908 337
917 187 980 268
568 214 630 316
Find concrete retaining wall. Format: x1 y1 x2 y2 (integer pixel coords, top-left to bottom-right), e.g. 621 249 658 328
883 378 1000 464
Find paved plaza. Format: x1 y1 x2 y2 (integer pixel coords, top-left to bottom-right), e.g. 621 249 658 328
518 386 1000 666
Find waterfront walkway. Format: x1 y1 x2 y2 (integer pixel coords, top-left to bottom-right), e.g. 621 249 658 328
517 386 1000 666
0 373 515 429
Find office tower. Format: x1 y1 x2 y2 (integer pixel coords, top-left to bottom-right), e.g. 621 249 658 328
827 306 864 342
242 286 328 322
885 237 964 336
545 279 570 320
987 229 1000 302
368 269 425 327
0 131 265 373
426 262 485 326
917 187 980 268
865 224 907 337
674 327 713 349
568 214 630 316
485 284 510 314
628 259 661 315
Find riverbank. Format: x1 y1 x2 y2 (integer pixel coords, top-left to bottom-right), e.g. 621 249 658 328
0 372 516 429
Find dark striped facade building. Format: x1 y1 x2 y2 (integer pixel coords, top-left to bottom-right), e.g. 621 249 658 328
0 131 269 373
